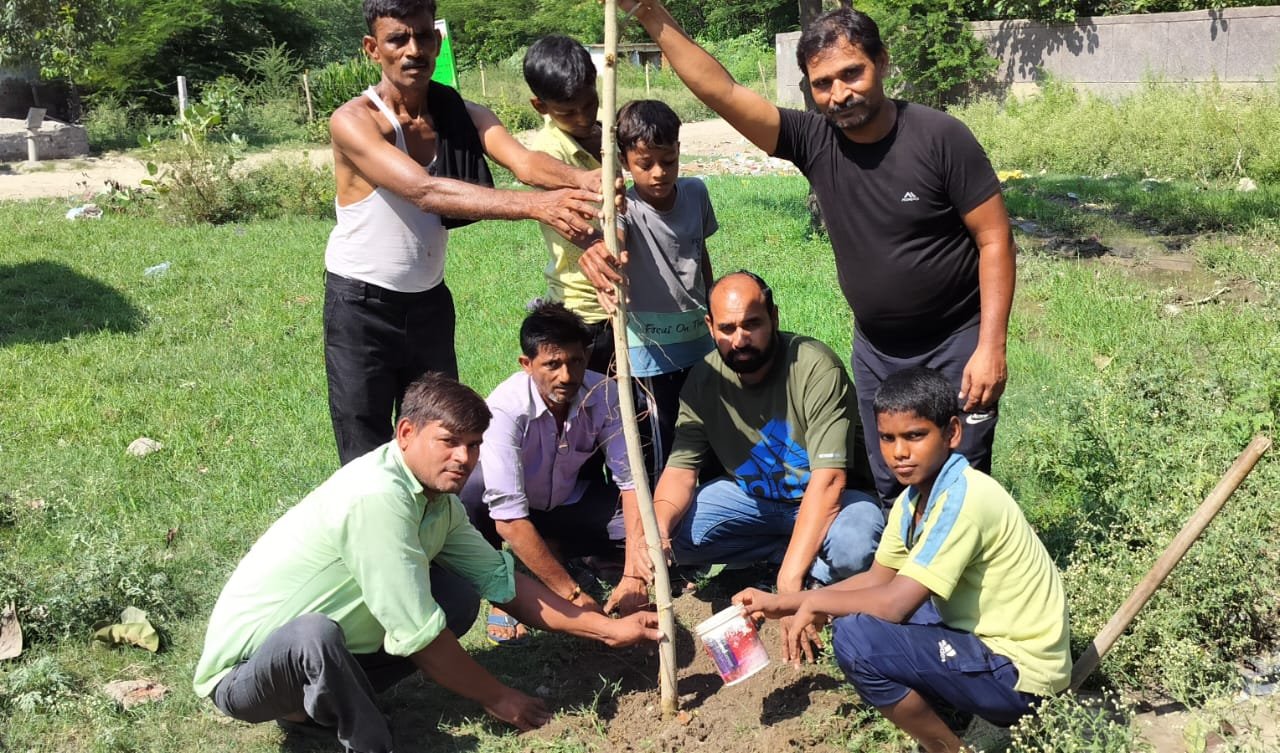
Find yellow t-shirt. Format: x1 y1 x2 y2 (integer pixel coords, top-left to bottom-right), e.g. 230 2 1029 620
877 455 1071 697
529 117 607 323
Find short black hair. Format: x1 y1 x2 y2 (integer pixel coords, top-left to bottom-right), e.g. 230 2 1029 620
400 372 491 435
873 367 958 429
796 7 885 74
708 270 775 313
616 99 681 156
524 35 597 102
520 300 592 358
363 0 436 33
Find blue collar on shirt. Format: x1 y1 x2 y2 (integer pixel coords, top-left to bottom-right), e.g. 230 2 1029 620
899 452 969 549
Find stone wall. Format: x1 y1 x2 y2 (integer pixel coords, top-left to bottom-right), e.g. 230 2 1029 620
776 6 1280 106
0 120 90 162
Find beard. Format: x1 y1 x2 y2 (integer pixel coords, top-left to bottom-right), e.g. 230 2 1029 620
721 332 778 375
825 96 880 131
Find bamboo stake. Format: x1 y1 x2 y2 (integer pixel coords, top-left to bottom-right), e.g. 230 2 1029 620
601 0 679 718
1069 434 1272 691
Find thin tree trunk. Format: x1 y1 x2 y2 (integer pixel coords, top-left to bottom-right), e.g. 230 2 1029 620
600 0 679 719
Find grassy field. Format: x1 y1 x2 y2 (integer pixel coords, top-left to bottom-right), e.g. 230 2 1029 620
1 171 1278 752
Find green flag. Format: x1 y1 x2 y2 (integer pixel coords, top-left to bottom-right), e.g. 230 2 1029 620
432 19 459 89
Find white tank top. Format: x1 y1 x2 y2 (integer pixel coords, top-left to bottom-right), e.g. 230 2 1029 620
324 87 449 293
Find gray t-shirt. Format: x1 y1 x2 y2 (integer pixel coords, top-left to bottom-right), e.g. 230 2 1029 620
621 177 718 376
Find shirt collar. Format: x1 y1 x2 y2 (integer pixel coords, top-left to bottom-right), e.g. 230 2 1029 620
523 371 585 422
899 452 969 547
540 115 600 169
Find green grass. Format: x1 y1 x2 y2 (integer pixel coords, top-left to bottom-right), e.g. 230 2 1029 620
2 173 1280 750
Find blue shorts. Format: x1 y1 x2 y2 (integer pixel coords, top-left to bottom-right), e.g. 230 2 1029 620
831 607 1040 727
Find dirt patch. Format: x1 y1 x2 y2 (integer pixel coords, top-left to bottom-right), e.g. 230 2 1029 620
527 592 866 753
0 119 787 202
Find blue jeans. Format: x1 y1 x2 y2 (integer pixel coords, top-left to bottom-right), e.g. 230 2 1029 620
669 477 885 584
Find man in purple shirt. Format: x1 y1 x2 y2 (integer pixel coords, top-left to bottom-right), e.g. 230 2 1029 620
462 301 637 643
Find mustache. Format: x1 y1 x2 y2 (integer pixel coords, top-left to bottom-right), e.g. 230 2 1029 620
828 98 867 114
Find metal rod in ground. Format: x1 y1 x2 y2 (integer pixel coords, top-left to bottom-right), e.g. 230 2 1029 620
1069 434 1272 691
600 0 679 718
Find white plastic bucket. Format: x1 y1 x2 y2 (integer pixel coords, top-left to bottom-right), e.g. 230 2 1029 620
694 604 770 686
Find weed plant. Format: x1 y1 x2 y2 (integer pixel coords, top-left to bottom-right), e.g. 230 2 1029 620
957 78 1280 183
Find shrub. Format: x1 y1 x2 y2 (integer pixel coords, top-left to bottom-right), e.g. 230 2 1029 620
866 0 998 108
956 78 1280 183
0 657 80 714
309 56 382 120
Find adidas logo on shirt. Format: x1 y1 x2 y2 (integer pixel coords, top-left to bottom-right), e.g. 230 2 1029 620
938 639 957 663
901 191 920 202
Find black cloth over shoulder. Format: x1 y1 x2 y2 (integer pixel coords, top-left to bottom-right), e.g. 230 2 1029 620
425 81 494 229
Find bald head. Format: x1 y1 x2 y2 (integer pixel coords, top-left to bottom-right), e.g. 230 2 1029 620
706 271 779 381
708 271 774 322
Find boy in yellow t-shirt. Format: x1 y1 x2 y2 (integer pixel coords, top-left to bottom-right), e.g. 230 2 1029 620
522 35 614 373
735 367 1070 753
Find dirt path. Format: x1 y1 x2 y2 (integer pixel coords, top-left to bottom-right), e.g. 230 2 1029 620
0 118 791 202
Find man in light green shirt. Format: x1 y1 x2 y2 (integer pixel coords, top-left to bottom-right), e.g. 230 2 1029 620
194 374 660 753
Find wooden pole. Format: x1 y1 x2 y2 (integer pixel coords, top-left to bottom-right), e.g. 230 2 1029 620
757 59 768 96
644 61 652 97
479 60 487 97
1069 434 1272 691
302 71 315 122
601 0 679 718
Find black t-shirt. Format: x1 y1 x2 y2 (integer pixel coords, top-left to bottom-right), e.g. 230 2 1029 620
773 102 1000 355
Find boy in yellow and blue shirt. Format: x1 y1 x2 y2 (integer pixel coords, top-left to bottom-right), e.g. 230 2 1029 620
735 366 1069 752
523 35 615 373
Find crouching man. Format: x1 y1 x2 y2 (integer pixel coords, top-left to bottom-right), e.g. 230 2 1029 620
193 374 661 752
735 367 1069 753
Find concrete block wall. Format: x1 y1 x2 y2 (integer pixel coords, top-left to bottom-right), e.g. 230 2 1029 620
0 120 90 162
776 6 1280 105
973 6 1280 98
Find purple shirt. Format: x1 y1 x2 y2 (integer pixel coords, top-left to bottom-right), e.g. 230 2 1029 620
477 370 633 521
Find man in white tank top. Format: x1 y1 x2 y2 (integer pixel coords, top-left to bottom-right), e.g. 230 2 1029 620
325 0 611 465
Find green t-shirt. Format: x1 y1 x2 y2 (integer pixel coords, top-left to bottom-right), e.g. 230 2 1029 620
192 443 516 698
666 332 872 500
877 454 1071 697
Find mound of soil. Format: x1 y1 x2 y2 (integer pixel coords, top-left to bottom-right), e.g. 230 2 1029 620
525 591 872 753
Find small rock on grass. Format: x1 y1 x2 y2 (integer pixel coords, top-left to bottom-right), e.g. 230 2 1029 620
103 679 169 709
126 437 163 457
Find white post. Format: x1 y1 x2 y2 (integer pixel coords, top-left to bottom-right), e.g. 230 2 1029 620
176 76 188 120
302 71 314 122
479 61 487 97
24 108 45 164
644 61 651 96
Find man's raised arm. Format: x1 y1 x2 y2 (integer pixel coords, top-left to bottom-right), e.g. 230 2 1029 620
622 0 782 155
330 104 600 237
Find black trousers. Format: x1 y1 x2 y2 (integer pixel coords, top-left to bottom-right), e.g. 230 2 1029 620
324 272 458 465
852 323 999 504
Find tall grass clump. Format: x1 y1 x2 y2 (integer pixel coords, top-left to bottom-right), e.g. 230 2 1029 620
309 55 382 120
957 78 1280 183
1000 254 1280 701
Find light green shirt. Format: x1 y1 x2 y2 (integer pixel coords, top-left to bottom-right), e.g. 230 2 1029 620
192 442 516 698
877 455 1071 697
530 116 607 323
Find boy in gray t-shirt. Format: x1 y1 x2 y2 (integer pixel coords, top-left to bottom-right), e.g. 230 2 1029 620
615 100 718 478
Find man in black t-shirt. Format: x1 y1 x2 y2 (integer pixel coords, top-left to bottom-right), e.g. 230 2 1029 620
584 2 1016 504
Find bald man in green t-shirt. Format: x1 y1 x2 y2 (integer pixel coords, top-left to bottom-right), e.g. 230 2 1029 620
609 272 882 651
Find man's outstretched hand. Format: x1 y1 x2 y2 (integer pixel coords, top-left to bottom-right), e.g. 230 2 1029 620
600 609 663 648
484 687 552 731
